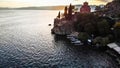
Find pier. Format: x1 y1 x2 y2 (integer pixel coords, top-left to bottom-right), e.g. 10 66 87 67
107 43 120 65
107 43 120 55
66 32 84 45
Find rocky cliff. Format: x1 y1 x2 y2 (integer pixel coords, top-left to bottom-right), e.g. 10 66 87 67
51 18 75 35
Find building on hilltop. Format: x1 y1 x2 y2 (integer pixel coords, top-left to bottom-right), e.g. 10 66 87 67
80 2 91 13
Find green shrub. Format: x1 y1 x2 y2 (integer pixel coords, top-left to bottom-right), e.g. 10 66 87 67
97 19 110 36
78 32 90 42
114 22 120 40
93 36 110 47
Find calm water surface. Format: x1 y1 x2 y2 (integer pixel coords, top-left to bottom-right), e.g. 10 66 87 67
0 10 118 68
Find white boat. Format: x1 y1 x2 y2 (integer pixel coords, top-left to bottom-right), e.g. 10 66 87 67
70 37 77 42
72 40 84 45
71 40 81 44
67 35 73 37
67 34 84 45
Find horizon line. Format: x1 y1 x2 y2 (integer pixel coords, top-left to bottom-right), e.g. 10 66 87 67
0 4 105 8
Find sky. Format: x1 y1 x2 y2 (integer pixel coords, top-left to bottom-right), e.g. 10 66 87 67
0 0 113 8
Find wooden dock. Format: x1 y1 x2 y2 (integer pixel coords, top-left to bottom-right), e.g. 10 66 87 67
107 43 120 54
107 43 120 65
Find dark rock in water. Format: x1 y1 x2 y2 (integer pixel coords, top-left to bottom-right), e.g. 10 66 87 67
48 24 51 26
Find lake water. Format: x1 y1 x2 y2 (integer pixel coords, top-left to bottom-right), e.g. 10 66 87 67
0 10 119 68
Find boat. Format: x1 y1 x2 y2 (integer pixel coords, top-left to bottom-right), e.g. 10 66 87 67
67 35 73 37
71 40 81 44
72 40 84 45
67 34 84 45
70 37 77 42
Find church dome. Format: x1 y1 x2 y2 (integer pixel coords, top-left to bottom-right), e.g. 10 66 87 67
84 2 88 6
80 2 91 13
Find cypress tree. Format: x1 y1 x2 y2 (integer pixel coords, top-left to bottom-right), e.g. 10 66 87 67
57 11 60 18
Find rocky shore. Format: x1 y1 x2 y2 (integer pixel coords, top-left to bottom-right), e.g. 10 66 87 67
51 18 75 35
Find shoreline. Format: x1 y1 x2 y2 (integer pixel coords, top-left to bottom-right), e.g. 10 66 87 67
53 34 120 66
51 1 120 66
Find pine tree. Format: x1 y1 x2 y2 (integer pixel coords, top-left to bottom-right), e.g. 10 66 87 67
68 4 72 20
57 11 60 18
64 6 68 18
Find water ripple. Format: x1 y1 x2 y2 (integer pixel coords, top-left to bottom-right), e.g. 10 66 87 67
0 10 119 68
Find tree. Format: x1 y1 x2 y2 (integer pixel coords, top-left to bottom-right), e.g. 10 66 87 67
74 13 99 33
107 34 114 42
93 36 110 47
84 23 95 35
78 32 90 42
102 37 110 46
57 11 60 18
95 6 102 11
97 19 110 36
68 4 72 20
114 22 120 41
93 36 102 45
64 6 68 19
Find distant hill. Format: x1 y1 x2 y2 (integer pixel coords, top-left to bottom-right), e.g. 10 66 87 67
15 6 66 10
0 5 96 10
0 6 66 10
0 7 12 10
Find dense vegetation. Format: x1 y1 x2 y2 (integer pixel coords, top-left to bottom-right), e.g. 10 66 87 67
74 13 120 46
114 22 120 41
